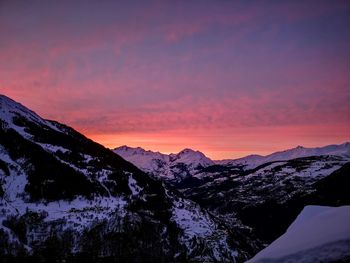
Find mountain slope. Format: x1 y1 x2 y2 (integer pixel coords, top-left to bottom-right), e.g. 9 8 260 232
247 205 350 263
0 95 238 262
181 157 350 248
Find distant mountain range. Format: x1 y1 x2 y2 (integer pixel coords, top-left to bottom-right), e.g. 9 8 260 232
217 143 350 168
114 142 350 180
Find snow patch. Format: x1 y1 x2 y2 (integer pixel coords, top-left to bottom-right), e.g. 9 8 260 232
38 143 70 154
247 205 350 263
128 175 142 196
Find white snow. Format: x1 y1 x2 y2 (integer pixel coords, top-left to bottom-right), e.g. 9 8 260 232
114 146 169 173
172 200 212 237
247 205 350 263
0 146 28 201
241 158 346 182
171 198 238 261
0 195 128 237
128 175 142 196
38 143 70 154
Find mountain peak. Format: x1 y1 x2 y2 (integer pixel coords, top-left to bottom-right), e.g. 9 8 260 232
169 148 214 166
115 145 146 152
114 146 215 180
179 148 196 153
1 94 41 127
0 93 62 135
1 94 34 114
114 145 164 157
0 94 13 102
177 148 202 156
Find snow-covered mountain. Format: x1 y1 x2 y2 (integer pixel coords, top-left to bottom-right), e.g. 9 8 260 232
0 95 239 262
247 205 350 263
218 143 350 169
114 143 350 180
114 146 214 181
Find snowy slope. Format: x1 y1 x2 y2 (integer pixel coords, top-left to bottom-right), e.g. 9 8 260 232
114 145 169 172
217 143 350 169
247 205 350 263
0 95 63 136
0 94 238 262
114 146 214 180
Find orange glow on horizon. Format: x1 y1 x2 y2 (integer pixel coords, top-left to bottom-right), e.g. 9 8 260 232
86 124 350 160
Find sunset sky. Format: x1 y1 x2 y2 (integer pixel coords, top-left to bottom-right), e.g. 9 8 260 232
1 1 349 159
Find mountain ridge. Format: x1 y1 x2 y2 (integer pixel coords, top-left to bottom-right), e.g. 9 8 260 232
114 142 350 178
218 142 350 168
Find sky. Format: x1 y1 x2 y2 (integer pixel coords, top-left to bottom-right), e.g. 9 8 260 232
1 0 350 159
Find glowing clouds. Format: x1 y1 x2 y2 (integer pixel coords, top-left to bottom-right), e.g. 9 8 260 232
1 1 350 158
